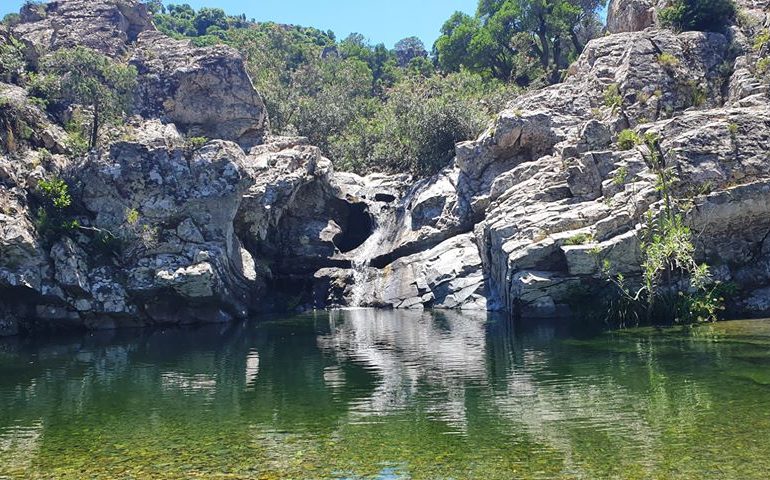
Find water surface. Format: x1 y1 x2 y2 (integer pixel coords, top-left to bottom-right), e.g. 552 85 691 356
1 310 770 479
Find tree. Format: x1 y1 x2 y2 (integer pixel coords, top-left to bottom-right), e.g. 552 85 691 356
1 13 22 27
435 12 481 74
394 37 428 67
41 47 137 149
434 0 604 84
331 70 516 175
193 7 228 36
659 0 736 32
141 0 164 14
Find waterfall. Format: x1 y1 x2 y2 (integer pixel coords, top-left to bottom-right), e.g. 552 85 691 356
348 208 396 307
350 256 372 308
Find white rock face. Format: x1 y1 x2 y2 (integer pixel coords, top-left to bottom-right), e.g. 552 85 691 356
4 0 770 332
12 0 154 61
131 31 268 149
607 0 657 33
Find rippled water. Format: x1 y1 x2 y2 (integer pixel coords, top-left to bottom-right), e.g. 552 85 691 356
1 310 770 479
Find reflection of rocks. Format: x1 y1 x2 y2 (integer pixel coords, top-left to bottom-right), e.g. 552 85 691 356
317 309 488 430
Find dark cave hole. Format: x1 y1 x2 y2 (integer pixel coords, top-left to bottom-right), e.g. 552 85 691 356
374 193 396 203
333 202 373 253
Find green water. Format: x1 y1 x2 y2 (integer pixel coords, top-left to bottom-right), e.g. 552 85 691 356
1 310 770 479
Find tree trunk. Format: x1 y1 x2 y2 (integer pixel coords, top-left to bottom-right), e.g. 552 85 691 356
90 101 99 150
570 28 583 55
537 29 550 68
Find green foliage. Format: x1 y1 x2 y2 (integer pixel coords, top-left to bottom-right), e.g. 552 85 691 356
683 81 707 107
37 177 71 209
34 176 79 239
757 57 770 75
616 129 641 150
434 0 604 85
39 47 137 150
0 36 27 84
193 7 228 35
564 232 595 246
331 70 516 175
656 52 680 69
602 134 724 327
603 83 622 110
126 208 140 226
659 0 736 32
612 165 629 186
186 136 208 150
754 29 770 51
1 13 22 27
393 36 428 67
64 111 91 157
145 2 535 175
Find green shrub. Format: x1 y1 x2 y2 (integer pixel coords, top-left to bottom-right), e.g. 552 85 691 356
616 129 641 150
1 13 22 27
126 208 140 226
564 232 595 246
39 47 137 149
612 166 629 186
659 0 736 32
656 53 680 69
37 177 72 209
603 83 622 110
757 57 770 75
34 176 79 239
754 29 770 51
331 70 515 175
0 37 27 84
187 136 209 150
602 133 724 327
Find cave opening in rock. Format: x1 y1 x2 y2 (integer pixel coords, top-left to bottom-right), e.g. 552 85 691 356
374 193 396 203
333 201 374 253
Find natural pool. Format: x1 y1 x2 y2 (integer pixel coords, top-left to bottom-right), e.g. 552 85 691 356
1 310 770 479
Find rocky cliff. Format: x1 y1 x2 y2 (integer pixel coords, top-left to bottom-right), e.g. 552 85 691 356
2 0 770 335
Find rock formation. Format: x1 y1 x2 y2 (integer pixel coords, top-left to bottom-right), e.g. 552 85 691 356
2 0 770 335
131 32 268 149
12 0 154 64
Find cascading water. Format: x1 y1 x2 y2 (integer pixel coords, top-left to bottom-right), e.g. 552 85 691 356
348 209 396 307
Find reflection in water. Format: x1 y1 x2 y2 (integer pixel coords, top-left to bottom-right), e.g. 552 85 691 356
318 309 488 431
1 313 770 479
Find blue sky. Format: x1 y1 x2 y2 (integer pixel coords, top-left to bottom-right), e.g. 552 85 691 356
1 0 478 48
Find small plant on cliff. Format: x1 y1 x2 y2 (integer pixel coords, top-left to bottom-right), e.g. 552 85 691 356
187 136 209 150
603 83 622 111
757 57 770 75
37 177 71 210
602 133 725 326
34 176 79 240
656 53 680 70
0 37 27 84
616 129 641 150
753 29 770 52
612 165 629 186
39 47 137 150
564 232 595 246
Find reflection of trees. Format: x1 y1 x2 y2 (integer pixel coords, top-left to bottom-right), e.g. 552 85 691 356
485 323 715 477
2 312 766 478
